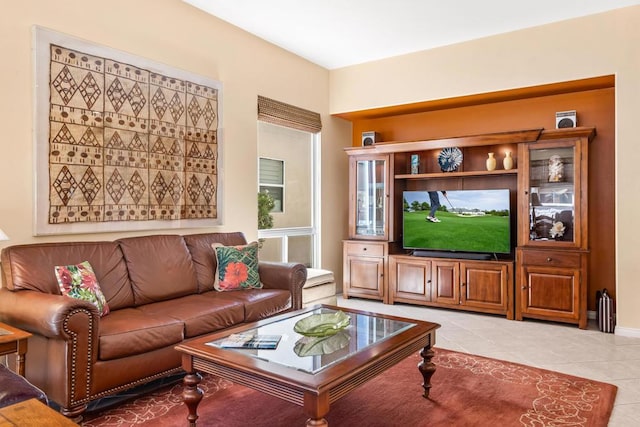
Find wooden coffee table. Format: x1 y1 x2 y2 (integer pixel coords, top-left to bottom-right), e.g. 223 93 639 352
175 305 440 427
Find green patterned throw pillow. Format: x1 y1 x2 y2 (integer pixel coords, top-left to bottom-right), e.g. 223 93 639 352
54 261 110 316
212 242 262 291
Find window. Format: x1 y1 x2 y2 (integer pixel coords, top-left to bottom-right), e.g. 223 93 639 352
257 122 319 267
259 158 284 213
257 96 321 268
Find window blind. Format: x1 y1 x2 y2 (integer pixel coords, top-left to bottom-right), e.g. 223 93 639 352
259 158 283 185
257 95 322 133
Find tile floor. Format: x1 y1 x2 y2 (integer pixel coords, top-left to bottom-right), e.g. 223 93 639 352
336 296 640 426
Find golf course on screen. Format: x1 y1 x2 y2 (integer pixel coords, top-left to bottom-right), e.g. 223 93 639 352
403 210 511 253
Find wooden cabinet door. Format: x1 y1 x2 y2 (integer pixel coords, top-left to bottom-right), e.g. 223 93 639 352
432 261 459 306
344 255 385 300
389 256 431 304
516 248 586 328
343 241 387 302
460 262 511 316
519 265 581 322
348 154 391 240
517 133 591 250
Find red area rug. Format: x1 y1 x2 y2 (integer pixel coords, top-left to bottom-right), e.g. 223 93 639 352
82 349 617 427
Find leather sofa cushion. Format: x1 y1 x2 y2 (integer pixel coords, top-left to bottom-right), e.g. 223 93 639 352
92 346 182 396
183 232 248 292
117 235 198 305
207 289 292 323
98 308 184 360
0 241 135 310
137 294 245 338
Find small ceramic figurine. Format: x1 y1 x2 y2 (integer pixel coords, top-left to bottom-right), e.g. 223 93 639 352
550 221 566 239
548 154 564 182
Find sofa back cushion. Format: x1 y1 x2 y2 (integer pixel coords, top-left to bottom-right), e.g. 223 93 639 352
0 241 135 310
183 232 248 292
117 235 198 305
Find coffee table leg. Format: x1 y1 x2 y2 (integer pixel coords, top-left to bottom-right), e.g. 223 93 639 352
418 344 436 398
306 418 328 427
304 392 329 427
183 372 203 426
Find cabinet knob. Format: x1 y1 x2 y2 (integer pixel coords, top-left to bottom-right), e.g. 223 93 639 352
522 286 529 290
363 247 367 251
546 257 552 262
461 283 466 287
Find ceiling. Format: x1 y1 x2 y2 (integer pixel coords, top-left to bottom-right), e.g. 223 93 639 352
184 0 640 70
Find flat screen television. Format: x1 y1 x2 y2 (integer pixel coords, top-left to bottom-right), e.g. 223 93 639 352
402 189 511 256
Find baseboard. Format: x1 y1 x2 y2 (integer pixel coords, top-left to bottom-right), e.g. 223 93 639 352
613 326 640 338
588 310 640 337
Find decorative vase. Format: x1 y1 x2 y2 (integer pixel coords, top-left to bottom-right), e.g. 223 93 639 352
503 151 514 170
410 154 419 174
486 152 496 171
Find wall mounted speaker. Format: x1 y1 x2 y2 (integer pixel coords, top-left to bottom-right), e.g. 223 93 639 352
556 110 577 128
362 131 380 146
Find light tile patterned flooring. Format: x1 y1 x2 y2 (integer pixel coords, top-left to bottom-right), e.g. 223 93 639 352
336 296 640 426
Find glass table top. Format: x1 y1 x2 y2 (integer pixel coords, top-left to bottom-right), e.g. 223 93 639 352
207 307 416 374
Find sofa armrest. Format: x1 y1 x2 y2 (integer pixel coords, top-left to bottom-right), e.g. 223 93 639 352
0 287 99 413
0 287 99 340
258 262 307 310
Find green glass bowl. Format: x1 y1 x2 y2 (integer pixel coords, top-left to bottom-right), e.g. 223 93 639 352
293 311 351 337
294 330 350 357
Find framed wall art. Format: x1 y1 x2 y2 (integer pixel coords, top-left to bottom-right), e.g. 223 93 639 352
33 26 223 235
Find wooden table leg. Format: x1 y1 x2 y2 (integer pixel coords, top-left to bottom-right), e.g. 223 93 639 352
183 372 203 427
306 418 328 427
15 353 26 377
304 391 329 427
418 342 436 398
15 337 29 377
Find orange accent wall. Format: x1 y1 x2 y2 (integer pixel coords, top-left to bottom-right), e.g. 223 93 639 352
337 82 615 312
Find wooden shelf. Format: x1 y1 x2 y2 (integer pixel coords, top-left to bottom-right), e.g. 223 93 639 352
396 169 518 179
344 128 541 155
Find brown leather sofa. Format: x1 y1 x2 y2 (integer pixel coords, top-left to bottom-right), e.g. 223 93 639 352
0 232 306 417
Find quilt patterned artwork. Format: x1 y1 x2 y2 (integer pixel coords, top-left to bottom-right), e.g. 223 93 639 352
34 27 222 234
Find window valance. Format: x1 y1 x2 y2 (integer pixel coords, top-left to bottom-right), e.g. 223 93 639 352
258 95 322 133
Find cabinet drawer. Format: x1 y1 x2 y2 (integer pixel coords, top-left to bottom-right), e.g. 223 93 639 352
345 242 385 257
521 250 582 268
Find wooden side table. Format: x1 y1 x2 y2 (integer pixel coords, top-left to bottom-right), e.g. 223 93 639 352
0 322 31 376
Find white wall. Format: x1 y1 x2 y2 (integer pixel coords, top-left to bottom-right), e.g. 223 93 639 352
330 6 640 333
0 0 351 285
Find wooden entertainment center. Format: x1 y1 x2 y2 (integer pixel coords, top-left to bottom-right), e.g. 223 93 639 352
343 127 595 329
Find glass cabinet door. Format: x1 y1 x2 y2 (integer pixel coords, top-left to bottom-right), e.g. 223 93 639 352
526 144 578 245
352 156 388 239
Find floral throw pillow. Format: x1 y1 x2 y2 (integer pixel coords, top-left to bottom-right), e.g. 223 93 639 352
54 261 110 316
212 242 262 291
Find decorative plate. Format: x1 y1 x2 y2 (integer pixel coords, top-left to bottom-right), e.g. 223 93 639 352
438 147 463 172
